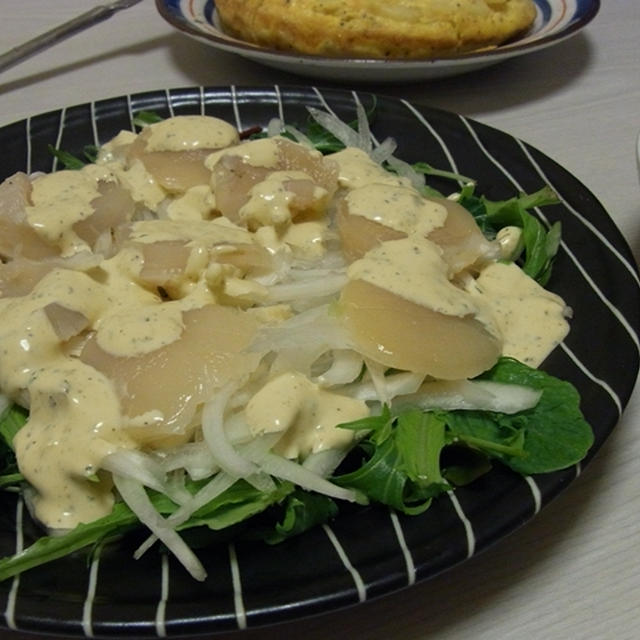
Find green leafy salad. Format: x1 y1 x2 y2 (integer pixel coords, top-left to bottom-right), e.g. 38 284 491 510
0 104 593 582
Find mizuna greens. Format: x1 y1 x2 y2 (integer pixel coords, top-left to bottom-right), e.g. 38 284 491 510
0 104 592 582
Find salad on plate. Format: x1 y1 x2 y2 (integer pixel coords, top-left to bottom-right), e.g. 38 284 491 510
0 104 593 581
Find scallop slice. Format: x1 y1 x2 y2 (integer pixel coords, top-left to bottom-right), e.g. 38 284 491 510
136 241 274 293
0 172 59 260
44 302 90 341
335 190 495 274
335 197 404 262
73 181 136 249
80 304 261 448
339 278 501 380
212 242 274 276
426 197 497 274
211 137 339 225
0 253 102 298
128 117 240 193
138 241 193 289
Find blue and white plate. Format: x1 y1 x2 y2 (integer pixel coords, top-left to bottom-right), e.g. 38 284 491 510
155 0 600 82
0 84 637 638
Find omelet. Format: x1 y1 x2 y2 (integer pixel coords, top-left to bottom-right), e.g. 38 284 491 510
215 0 537 59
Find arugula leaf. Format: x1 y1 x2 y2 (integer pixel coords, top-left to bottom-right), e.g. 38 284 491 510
132 110 165 129
413 161 475 188
0 500 138 582
334 409 451 514
0 404 25 487
0 478 292 582
259 490 338 544
47 144 99 170
335 358 593 512
0 404 26 451
470 358 594 474
459 185 561 285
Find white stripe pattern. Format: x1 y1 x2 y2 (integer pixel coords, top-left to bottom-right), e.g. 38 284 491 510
447 491 476 558
81 545 102 637
389 509 416 586
4 497 24 631
155 553 170 637
524 476 543 514
228 543 247 630
322 524 367 602
51 107 66 172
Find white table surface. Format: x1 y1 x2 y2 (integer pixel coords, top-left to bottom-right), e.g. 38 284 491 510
0 2 639 639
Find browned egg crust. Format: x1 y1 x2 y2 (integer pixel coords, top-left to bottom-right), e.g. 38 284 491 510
215 0 537 59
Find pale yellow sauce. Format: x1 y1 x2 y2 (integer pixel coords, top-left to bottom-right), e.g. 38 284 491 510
468 261 570 367
331 147 411 189
344 183 447 236
0 114 571 530
26 170 101 255
347 234 497 330
239 170 325 228
244 372 368 458
144 116 240 152
205 136 282 172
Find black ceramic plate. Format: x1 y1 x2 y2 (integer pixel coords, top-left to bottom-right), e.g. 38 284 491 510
0 86 638 638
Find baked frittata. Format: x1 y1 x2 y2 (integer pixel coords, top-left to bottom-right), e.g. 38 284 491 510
215 0 537 59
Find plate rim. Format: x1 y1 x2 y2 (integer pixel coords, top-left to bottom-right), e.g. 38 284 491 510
154 0 601 69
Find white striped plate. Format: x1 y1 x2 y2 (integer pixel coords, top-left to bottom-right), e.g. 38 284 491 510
155 0 600 82
0 85 637 637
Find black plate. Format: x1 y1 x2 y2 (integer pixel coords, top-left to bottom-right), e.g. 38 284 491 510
0 86 638 638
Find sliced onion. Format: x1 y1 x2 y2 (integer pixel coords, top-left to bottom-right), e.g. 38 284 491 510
363 358 391 406
113 474 207 581
394 379 542 414
158 442 220 481
284 124 315 150
201 384 259 479
246 451 359 502
314 349 364 386
355 102 373 154
343 371 425 403
102 450 182 500
266 117 283 138
302 448 350 478
385 155 426 190
307 107 362 150
265 272 348 303
370 137 398 165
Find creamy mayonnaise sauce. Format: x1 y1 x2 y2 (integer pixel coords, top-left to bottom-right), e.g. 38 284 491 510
244 372 368 458
0 114 570 530
344 183 447 236
467 261 570 366
346 233 500 337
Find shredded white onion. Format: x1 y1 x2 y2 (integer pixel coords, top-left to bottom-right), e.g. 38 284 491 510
247 451 359 503
394 379 542 414
370 137 398 165
201 383 258 478
385 155 426 190
302 448 349 478
344 371 425 403
307 106 363 149
113 474 207 581
265 272 348 303
314 349 364 386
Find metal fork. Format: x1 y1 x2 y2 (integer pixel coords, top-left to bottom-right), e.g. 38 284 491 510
0 0 145 74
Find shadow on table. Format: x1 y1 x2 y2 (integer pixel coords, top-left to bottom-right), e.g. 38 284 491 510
164 30 595 118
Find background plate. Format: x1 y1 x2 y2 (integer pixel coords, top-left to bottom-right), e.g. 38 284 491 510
155 0 601 82
0 85 638 638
